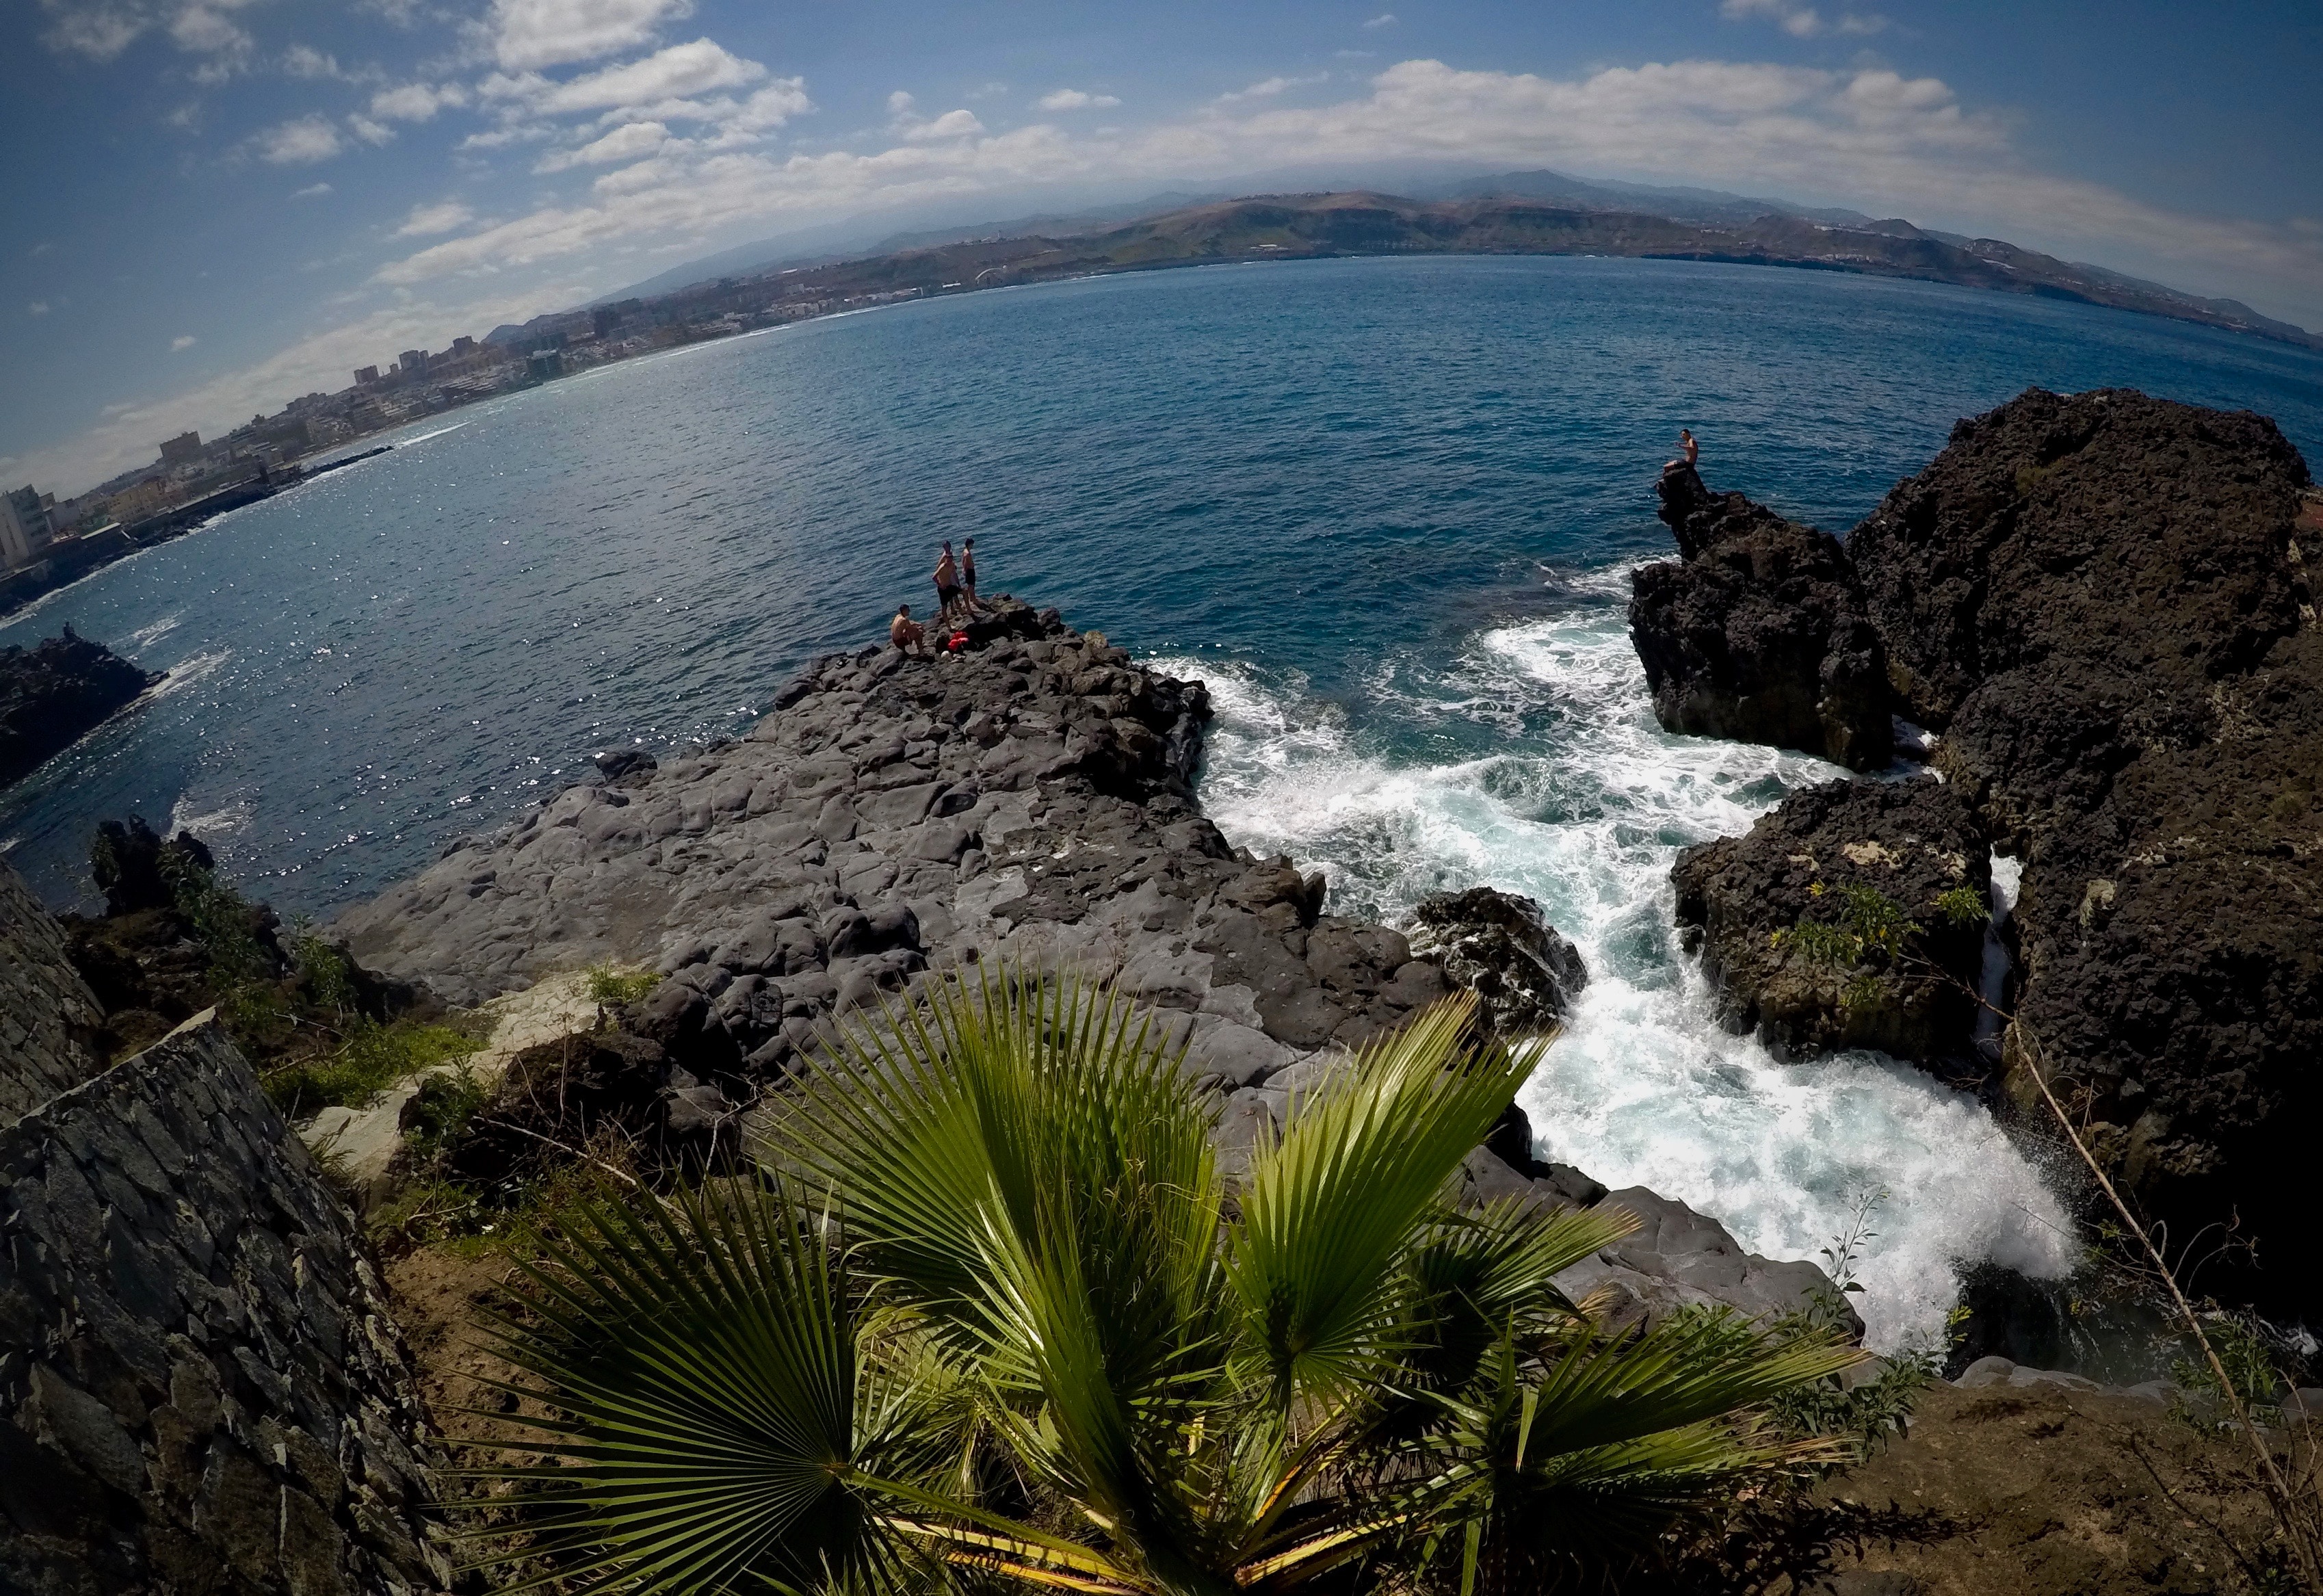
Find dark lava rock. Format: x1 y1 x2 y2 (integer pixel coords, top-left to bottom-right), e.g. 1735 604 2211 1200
1629 465 1892 770
1848 389 2311 733
594 748 657 785
437 1028 737 1190
1671 777 1989 1062
1406 886 1586 1038
0 627 160 789
90 815 214 915
1841 390 2322 1316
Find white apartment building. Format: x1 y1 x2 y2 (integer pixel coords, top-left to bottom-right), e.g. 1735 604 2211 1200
1 485 53 571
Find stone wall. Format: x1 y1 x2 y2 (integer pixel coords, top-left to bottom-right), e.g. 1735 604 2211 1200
1 850 108 1123
1 854 447 1596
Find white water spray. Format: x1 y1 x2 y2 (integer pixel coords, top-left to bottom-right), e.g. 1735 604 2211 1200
1151 571 2079 1350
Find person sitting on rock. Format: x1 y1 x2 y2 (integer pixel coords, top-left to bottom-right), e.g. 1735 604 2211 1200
934 542 964 623
889 603 927 655
1663 428 1699 475
961 537 984 613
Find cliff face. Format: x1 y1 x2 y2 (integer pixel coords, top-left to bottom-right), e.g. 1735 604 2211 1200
1639 388 2323 1318
1851 391 2322 1304
0 861 449 1596
0 629 159 789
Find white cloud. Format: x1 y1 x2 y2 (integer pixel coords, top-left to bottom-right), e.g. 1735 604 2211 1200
502 38 765 116
1722 0 1887 38
1361 12 1396 27
371 81 469 121
485 0 694 71
38 2 148 60
397 200 476 236
171 335 197 350
1036 88 1120 111
537 120 671 171
29 302 51 317
253 114 345 165
168 4 250 57
887 92 982 142
292 181 333 198
282 44 344 79
967 81 1008 101
1218 74 1328 103
348 114 396 146
904 108 984 142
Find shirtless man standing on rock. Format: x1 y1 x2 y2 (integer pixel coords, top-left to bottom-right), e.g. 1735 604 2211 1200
890 603 927 655
934 542 964 624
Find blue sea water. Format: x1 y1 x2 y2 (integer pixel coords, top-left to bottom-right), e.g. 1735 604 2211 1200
8 254 2321 1347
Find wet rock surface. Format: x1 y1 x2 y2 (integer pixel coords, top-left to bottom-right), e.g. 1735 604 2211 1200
0 627 159 789
1848 391 2323 1314
1630 464 1892 770
1406 886 1586 1038
1671 776 1989 1063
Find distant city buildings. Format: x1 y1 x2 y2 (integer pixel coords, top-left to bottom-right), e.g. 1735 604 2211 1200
1 485 53 571
27 257 948 547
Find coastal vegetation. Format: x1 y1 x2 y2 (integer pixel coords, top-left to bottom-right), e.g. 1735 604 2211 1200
458 976 1861 1594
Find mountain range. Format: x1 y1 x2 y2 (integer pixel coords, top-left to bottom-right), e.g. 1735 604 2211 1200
484 172 2318 354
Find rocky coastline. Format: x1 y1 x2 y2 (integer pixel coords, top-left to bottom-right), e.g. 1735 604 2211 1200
0 627 159 789
334 595 1849 1334
1634 388 2322 1322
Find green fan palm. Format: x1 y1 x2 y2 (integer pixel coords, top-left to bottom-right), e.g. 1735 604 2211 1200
463 973 1859 1595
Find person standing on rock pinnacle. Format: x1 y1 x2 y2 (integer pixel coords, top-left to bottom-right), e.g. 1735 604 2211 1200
961 537 984 613
934 542 964 624
890 603 928 655
1664 428 1698 475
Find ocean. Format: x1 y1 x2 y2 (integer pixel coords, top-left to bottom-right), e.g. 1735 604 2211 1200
9 253 2322 1348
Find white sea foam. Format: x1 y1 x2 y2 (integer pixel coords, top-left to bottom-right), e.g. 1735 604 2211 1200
168 796 253 839
393 421 469 447
1147 575 2079 1350
126 613 182 653
146 649 233 699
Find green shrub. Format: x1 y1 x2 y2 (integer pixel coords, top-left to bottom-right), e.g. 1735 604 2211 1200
582 961 660 1006
261 1017 484 1118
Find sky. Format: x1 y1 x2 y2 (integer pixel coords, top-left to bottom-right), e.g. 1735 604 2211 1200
5 0 2320 497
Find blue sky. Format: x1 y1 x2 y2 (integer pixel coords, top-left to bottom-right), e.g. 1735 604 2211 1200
6 0 2320 495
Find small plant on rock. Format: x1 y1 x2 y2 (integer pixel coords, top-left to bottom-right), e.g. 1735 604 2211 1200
582 962 661 1007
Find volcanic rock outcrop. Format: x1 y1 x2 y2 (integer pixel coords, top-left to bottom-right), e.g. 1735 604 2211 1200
1629 464 1891 770
339 597 1846 1333
1 627 159 789
1406 886 1587 1038
1672 776 1989 1063
1642 388 2322 1315
1848 389 2322 1305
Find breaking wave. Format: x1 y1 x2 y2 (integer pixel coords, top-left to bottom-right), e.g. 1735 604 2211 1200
1151 570 2079 1350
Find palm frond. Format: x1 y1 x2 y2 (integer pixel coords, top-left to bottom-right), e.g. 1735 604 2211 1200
458 1181 962 1595
1228 995 1543 1403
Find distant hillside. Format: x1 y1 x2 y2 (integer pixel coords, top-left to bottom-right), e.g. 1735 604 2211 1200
490 187 2320 363
775 191 2314 352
